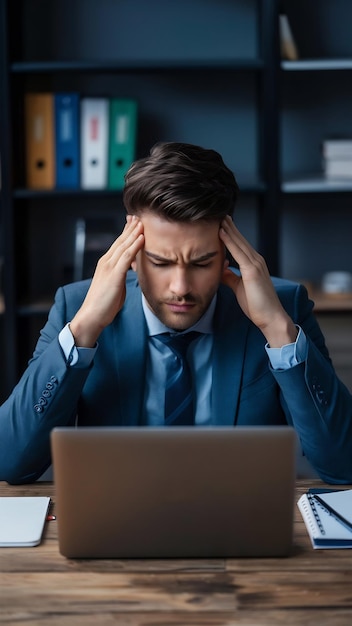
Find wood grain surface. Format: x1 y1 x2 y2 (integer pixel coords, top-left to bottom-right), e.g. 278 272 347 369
1 480 352 625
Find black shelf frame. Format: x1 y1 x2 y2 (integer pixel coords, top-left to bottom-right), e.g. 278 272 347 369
257 0 280 275
11 59 265 73
0 0 18 394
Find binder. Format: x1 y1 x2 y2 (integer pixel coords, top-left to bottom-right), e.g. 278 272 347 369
80 98 109 189
24 93 55 189
54 93 80 188
297 489 352 549
108 98 138 190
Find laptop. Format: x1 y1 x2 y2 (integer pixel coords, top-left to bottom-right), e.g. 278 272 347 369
50 426 296 559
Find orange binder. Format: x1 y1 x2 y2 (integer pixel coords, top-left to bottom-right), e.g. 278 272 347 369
24 93 55 189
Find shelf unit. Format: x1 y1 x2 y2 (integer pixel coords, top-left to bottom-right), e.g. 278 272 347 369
280 57 352 194
279 2 352 292
279 0 352 389
1 0 352 399
0 0 280 399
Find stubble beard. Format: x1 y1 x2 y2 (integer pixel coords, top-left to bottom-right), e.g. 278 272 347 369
146 292 215 331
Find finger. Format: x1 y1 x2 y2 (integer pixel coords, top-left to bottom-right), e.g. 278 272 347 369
105 217 144 261
220 216 255 258
105 231 144 274
118 231 145 269
220 217 268 273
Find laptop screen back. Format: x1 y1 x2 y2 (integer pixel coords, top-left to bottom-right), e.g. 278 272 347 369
50 426 296 559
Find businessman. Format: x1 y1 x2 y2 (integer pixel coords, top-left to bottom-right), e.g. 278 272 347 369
1 141 352 484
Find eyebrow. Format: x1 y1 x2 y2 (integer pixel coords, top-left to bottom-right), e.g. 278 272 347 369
144 250 219 264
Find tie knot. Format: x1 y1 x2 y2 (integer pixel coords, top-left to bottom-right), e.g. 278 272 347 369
156 331 201 359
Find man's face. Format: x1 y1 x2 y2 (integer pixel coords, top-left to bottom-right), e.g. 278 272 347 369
132 212 225 331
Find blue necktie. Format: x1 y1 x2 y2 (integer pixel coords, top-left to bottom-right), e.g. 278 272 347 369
156 331 200 426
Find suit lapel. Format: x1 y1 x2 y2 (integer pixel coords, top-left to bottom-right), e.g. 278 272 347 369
211 285 250 426
111 276 250 427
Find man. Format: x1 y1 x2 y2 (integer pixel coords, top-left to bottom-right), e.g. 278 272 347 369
1 142 352 484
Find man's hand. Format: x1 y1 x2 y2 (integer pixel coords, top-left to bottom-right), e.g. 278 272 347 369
219 216 297 348
69 215 144 347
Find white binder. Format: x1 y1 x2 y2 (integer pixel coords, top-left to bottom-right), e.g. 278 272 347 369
80 98 109 189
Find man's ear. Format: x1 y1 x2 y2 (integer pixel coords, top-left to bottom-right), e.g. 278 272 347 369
131 260 137 272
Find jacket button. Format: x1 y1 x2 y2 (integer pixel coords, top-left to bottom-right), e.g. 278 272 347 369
34 404 44 413
317 389 325 403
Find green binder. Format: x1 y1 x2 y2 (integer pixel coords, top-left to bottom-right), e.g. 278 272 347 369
108 98 138 190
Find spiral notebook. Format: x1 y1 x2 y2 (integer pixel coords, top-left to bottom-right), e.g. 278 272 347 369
297 489 352 549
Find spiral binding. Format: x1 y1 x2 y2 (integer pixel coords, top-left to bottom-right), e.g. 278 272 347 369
307 493 326 535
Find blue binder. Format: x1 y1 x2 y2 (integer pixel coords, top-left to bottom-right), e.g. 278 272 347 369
54 93 80 188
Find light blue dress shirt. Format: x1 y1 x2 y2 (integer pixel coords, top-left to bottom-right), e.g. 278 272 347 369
59 293 307 425
142 294 215 426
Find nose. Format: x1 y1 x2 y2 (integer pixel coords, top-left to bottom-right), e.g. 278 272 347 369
169 267 191 297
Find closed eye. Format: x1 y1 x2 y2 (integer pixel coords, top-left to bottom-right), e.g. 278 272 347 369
192 262 212 268
149 260 170 267
150 260 212 268
145 251 219 266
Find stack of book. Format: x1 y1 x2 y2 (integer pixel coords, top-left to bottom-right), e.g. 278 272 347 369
24 93 138 191
322 138 352 180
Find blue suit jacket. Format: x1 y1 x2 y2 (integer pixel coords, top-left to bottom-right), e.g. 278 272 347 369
1 271 352 484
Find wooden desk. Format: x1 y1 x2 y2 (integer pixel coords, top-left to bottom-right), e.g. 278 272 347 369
1 480 352 625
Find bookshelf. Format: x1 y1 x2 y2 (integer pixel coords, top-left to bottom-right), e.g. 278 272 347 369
280 1 352 300
0 0 280 397
280 56 352 195
1 0 352 398
279 0 352 388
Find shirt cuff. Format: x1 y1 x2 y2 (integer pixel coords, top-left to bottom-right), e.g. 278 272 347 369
265 326 307 370
58 322 97 368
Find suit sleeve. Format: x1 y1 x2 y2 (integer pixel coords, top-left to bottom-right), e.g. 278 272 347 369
0 285 92 484
271 283 352 484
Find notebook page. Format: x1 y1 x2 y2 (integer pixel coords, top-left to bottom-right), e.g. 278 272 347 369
0 497 51 547
317 489 352 526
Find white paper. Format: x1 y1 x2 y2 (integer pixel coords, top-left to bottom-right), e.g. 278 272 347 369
317 489 352 526
0 496 50 547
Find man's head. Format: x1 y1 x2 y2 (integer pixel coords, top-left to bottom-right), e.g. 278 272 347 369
123 142 239 331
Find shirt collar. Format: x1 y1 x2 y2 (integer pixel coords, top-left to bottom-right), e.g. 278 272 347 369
142 293 216 337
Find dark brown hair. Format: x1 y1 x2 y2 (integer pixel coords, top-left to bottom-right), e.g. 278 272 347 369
123 142 239 222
